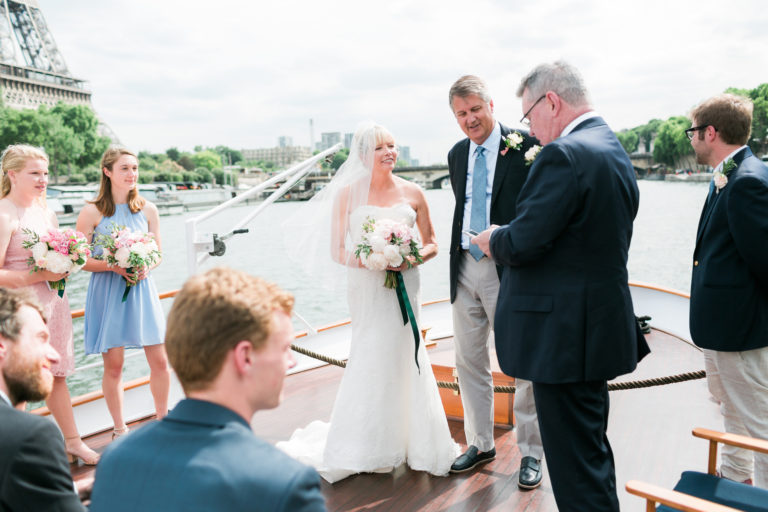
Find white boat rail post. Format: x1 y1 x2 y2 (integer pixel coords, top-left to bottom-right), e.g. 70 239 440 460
184 143 343 276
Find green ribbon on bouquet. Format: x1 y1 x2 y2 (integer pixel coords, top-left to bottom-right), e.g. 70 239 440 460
392 270 421 373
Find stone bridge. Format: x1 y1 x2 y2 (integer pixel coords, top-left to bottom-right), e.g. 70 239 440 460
393 165 450 189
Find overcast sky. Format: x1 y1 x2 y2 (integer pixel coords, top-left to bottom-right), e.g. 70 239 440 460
39 0 768 164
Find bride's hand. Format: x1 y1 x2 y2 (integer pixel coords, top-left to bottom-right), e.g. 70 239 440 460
388 255 417 272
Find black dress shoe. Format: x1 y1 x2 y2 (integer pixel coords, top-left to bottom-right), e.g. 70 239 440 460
518 455 542 489
450 446 496 473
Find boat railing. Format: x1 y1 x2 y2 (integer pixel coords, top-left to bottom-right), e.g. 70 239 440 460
184 143 343 275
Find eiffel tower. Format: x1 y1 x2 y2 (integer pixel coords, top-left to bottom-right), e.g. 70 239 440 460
0 0 91 110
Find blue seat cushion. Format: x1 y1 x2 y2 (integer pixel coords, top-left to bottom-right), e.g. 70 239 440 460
657 471 768 512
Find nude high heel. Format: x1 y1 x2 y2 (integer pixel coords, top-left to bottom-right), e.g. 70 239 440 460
65 436 100 466
112 426 130 440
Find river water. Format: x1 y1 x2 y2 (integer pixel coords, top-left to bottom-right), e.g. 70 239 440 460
55 180 708 398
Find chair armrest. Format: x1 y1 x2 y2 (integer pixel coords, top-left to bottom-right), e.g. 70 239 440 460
625 480 743 512
693 428 768 454
693 427 768 474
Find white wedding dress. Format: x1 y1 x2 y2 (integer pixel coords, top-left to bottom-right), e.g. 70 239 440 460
277 203 459 483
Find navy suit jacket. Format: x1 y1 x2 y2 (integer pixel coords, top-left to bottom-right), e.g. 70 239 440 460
690 147 768 351
0 399 84 512
489 116 650 383
448 123 537 302
90 399 326 512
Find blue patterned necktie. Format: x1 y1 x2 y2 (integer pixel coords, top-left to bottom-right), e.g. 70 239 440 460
469 146 487 261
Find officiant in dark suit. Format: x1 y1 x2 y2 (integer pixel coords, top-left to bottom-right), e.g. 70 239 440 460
446 75 544 489
472 61 650 511
687 93 768 488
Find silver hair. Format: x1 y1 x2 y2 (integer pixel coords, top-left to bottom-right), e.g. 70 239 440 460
449 75 491 108
516 61 590 106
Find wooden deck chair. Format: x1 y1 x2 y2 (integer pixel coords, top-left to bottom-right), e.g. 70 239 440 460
626 428 768 511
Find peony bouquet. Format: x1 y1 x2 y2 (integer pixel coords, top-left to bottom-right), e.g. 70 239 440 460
22 228 91 298
94 224 161 302
354 216 423 288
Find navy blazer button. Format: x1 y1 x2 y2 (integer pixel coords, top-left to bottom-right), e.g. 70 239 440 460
694 260 699 266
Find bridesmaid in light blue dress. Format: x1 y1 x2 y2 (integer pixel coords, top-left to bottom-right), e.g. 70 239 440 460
76 146 169 438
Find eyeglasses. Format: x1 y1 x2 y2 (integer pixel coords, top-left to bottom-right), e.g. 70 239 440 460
685 125 714 140
520 95 546 126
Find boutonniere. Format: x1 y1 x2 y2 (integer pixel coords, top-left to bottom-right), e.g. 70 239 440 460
713 158 737 193
499 131 524 156
524 145 542 166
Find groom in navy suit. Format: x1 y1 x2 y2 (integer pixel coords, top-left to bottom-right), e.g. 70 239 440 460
688 94 768 488
473 61 649 511
90 268 326 512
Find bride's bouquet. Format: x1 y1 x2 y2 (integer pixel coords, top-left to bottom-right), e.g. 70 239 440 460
22 228 91 298
354 216 423 288
94 224 161 302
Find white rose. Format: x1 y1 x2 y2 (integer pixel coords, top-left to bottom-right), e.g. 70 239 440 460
130 242 149 259
31 242 48 261
383 245 403 267
70 262 84 274
365 253 388 271
45 251 72 274
115 247 131 268
369 235 387 253
509 132 523 145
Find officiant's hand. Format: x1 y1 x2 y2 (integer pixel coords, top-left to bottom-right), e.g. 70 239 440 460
471 225 499 258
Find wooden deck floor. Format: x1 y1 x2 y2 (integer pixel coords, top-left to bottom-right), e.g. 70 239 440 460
73 328 721 511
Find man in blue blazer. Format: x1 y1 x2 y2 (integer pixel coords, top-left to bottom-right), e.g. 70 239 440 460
0 287 85 512
446 75 544 488
688 93 768 488
473 61 649 511
90 268 326 512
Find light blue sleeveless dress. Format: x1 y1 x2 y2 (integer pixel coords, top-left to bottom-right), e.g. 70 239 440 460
83 204 166 354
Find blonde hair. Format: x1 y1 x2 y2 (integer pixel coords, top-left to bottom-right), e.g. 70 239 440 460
91 146 145 217
165 267 294 393
0 144 49 198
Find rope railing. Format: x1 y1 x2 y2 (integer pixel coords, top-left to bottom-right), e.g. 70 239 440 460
290 325 708 394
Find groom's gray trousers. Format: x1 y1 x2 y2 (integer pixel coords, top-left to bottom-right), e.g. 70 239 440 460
452 251 544 458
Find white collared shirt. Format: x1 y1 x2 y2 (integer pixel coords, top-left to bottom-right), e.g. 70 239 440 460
0 389 11 407
560 111 600 138
462 122 501 249
714 145 748 173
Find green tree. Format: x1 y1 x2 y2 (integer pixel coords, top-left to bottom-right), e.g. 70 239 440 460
166 147 180 161
615 130 639 154
192 150 222 170
50 102 110 168
653 116 693 167
634 119 663 153
213 145 243 165
177 154 196 171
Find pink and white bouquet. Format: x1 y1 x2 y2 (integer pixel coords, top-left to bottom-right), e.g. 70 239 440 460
354 216 423 288
22 228 91 297
94 224 161 302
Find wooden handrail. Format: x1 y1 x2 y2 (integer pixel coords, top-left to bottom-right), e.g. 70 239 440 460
69 289 180 319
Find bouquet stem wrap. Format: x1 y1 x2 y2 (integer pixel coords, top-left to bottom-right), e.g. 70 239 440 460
392 270 420 373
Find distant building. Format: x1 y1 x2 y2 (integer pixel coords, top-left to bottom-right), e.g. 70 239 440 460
241 146 312 169
278 136 293 148
399 146 411 166
317 132 341 151
344 133 354 148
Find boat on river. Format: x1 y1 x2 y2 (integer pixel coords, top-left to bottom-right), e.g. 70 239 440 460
40 281 719 511
32 148 723 510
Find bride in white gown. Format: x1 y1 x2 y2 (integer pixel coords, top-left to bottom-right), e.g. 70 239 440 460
278 122 459 483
